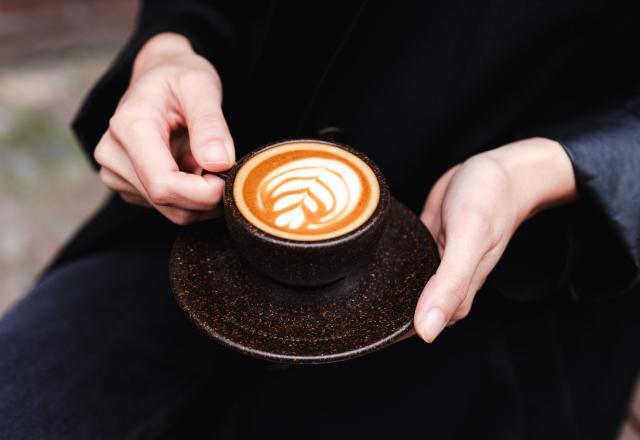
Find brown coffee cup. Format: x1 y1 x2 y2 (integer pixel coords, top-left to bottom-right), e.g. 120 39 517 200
221 139 390 287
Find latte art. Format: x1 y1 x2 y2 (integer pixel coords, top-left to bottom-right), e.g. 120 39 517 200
258 157 362 231
233 141 380 241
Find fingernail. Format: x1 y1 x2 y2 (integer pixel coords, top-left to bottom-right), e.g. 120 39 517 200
419 308 446 343
202 143 229 166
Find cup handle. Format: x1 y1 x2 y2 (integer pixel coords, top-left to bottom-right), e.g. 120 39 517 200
203 170 229 180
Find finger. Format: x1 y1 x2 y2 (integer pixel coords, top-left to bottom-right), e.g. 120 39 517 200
97 130 222 223
177 151 200 173
109 108 225 210
444 266 484 328
95 132 150 199
173 70 235 171
448 244 502 322
99 167 140 196
413 212 490 343
421 164 461 240
120 192 151 207
443 257 485 324
397 328 417 342
160 203 223 226
95 131 145 187
100 168 151 207
171 130 201 173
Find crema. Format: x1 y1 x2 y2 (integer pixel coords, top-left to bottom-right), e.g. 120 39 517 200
233 141 380 241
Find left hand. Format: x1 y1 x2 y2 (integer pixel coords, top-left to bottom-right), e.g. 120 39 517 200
412 137 578 343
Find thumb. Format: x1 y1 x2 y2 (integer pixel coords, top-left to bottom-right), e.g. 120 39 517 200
414 213 488 343
175 71 235 172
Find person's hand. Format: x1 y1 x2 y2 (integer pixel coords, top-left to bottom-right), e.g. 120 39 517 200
412 137 578 343
94 32 234 224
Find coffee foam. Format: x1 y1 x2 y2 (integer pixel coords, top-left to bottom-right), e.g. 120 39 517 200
233 142 380 241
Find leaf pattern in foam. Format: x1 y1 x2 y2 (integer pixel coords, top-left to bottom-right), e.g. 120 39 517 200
257 158 362 231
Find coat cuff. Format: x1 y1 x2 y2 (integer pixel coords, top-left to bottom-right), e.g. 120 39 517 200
551 98 640 301
490 98 640 303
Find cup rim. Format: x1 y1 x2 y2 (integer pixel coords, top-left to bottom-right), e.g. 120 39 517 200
223 138 390 248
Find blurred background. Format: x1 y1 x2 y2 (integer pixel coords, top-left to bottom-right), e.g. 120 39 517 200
0 1 638 438
0 0 135 314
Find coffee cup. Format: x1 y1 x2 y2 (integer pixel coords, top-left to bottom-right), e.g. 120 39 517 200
221 139 390 287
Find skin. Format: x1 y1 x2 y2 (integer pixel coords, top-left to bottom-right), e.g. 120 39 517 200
95 33 234 225
96 32 578 343
412 137 577 342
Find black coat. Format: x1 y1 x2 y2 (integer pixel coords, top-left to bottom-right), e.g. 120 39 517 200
60 1 640 438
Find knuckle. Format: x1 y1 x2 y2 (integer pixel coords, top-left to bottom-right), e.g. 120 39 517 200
453 303 472 321
109 108 155 141
177 69 214 92
450 206 494 240
456 202 488 225
108 113 126 137
146 178 173 205
136 66 174 85
438 274 467 300
94 142 107 166
125 118 152 138
469 210 492 234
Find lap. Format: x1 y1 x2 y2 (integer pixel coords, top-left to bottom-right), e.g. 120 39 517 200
0 221 249 439
2 198 638 439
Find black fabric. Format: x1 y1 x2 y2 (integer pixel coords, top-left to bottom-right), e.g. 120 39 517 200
6 0 640 438
71 0 640 303
2 204 640 439
72 0 264 169
546 96 640 300
0 212 259 439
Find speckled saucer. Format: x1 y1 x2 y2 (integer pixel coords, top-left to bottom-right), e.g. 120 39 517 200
169 198 439 364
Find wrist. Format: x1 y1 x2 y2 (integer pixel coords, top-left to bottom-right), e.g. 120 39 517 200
133 32 195 77
487 137 578 221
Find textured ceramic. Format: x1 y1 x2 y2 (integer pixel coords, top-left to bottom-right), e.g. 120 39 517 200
223 139 390 287
170 198 440 364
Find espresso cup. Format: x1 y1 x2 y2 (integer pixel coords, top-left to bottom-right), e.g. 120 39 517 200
222 139 390 287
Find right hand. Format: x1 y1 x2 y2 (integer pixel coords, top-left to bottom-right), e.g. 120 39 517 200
94 32 235 225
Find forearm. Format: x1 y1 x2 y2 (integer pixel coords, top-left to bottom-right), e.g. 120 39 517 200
484 137 578 223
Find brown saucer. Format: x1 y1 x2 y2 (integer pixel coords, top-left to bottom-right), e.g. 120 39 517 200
169 198 439 364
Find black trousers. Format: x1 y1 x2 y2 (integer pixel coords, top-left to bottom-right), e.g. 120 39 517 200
1 197 639 439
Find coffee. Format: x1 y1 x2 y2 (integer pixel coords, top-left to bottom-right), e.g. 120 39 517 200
233 141 380 241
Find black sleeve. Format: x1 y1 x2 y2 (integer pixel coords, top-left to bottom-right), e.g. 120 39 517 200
550 95 640 301
488 95 640 303
71 0 268 168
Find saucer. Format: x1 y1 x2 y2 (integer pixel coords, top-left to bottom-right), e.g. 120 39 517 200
169 198 439 364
